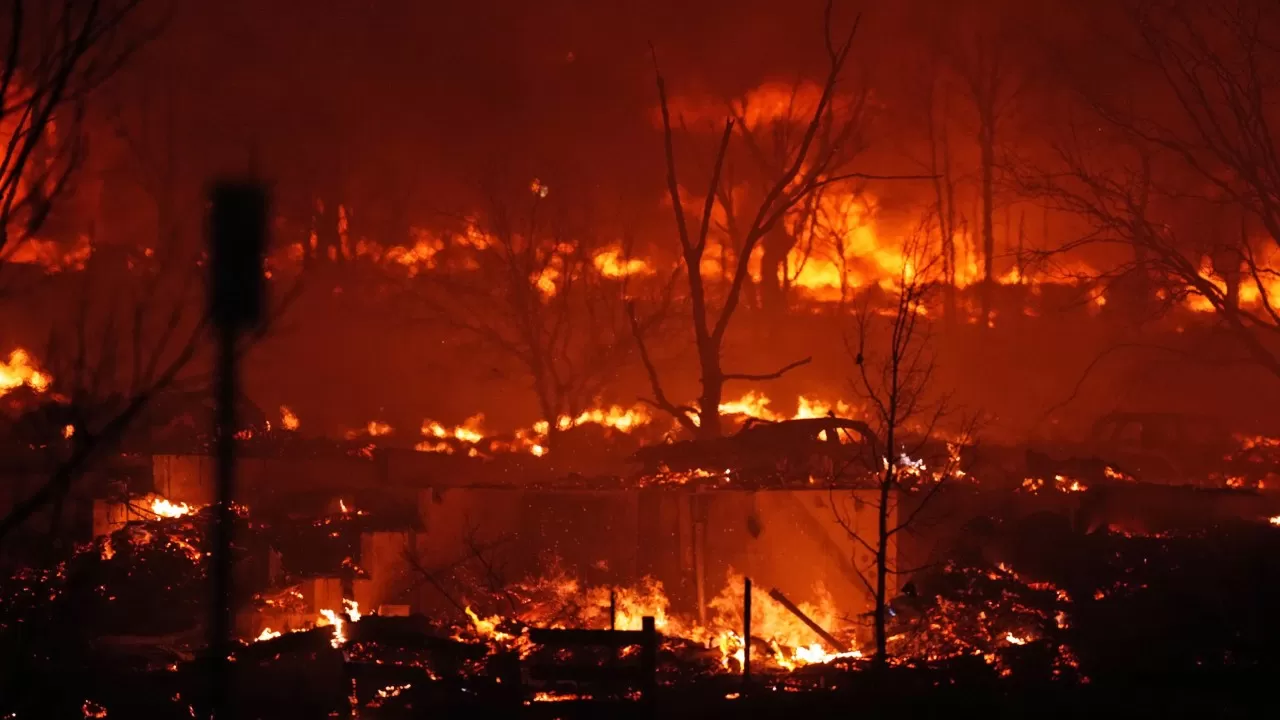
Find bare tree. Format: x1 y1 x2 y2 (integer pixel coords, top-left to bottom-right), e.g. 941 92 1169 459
835 219 972 666
924 61 962 321
632 4 894 439
720 80 870 315
0 0 146 256
413 183 656 451
1017 0 1280 378
931 0 1034 326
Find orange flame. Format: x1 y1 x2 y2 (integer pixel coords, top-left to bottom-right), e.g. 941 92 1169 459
464 566 860 672
0 348 51 396
148 495 194 518
593 247 655 279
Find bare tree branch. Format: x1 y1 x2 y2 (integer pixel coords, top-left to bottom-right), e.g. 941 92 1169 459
723 355 813 382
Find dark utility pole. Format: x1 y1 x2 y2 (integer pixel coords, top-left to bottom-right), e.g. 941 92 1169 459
208 182 267 718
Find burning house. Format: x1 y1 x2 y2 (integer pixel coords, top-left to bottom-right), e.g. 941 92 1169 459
4 0 1280 717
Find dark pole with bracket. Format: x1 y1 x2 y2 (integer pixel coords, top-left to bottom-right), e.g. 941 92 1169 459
208 181 267 718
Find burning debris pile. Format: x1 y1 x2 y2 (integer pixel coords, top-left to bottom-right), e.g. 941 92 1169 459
886 562 1080 681
452 563 863 680
5 483 1280 717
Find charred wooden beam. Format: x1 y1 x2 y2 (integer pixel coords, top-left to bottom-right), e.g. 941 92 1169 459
528 627 653 648
525 665 649 684
767 587 842 651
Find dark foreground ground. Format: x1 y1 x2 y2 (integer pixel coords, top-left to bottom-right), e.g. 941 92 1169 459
4 505 1279 718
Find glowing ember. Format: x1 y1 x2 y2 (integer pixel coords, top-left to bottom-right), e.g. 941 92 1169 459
531 691 585 703
8 235 92 273
372 683 412 705
1055 475 1088 493
280 406 300 431
1269 515 1280 526
1023 476 1087 494
1103 466 1133 482
0 348 51 396
62 424 75 439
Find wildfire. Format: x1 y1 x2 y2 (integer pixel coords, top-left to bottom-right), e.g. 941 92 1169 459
148 495 194 519
408 393 868 458
318 599 361 649
593 246 654 279
346 420 394 441
1022 475 1088 494
280 406 300 431
693 570 861 671
1187 256 1280 314
0 348 51 396
531 691 587 703
458 566 861 673
420 415 486 445
1103 466 1134 482
717 390 780 421
793 395 855 419
536 404 655 435
7 234 92 273
1269 515 1280 526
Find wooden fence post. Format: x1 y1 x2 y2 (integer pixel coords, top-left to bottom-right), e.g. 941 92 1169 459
743 577 752 693
641 615 657 710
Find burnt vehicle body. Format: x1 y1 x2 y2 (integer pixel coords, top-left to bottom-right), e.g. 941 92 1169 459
628 417 876 484
1026 411 1267 486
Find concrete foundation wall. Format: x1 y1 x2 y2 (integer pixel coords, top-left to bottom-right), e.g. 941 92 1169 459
153 454 381 507
351 488 893 624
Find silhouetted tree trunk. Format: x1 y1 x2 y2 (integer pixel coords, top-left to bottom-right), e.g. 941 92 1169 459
841 221 973 667
977 91 996 324
631 3 872 438
758 223 795 315
926 67 958 323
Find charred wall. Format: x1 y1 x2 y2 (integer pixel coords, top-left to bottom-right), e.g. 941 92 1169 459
354 488 893 624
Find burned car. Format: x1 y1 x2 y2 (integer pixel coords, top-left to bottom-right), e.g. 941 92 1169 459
1026 411 1259 486
627 416 875 485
